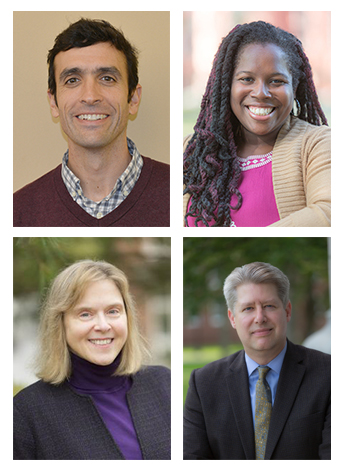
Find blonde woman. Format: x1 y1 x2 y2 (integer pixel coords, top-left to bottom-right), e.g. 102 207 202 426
14 260 170 460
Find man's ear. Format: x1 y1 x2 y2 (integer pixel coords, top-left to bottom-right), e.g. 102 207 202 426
128 84 142 115
285 301 292 323
47 90 60 119
228 310 236 329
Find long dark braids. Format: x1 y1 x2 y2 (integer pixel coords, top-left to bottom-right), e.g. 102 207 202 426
183 21 328 227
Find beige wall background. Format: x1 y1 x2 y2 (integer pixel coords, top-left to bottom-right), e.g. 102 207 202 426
13 11 170 192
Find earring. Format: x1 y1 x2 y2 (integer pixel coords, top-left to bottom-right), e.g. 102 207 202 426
291 98 301 117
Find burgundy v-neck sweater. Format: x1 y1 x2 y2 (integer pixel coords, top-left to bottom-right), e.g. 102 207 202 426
13 157 169 227
68 353 143 460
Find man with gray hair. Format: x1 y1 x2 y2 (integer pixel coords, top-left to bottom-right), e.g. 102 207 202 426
184 262 331 460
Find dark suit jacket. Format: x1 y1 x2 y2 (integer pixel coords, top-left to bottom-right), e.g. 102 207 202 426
14 366 170 460
184 340 330 460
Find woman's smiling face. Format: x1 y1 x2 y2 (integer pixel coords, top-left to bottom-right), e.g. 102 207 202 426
230 43 295 147
63 279 128 366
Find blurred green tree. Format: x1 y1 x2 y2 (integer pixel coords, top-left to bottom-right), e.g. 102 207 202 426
14 237 171 320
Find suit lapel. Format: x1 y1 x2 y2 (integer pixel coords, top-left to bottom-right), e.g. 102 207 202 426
265 340 306 459
225 351 255 460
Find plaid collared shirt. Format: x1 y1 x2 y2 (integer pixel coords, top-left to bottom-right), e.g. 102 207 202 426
61 138 143 219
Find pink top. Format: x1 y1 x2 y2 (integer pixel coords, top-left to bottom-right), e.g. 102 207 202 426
186 152 280 227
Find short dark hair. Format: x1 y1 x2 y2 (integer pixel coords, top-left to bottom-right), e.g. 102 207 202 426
47 18 139 103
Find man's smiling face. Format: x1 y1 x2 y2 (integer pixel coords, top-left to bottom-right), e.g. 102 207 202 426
47 42 141 154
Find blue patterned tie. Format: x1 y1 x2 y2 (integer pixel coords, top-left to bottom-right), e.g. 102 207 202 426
255 366 272 460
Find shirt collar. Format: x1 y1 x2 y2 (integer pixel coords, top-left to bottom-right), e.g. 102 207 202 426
245 340 287 376
61 137 142 204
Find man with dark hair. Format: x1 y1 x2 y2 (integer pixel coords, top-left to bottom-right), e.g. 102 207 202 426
184 262 331 460
14 18 169 227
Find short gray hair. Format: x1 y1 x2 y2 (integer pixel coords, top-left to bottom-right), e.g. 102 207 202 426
223 262 290 314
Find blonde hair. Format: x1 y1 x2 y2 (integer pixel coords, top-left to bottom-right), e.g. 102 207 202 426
223 262 290 314
36 260 149 384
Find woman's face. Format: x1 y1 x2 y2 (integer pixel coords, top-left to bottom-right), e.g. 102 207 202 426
64 279 128 366
230 43 295 146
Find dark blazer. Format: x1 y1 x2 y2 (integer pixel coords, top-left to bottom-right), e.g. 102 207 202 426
14 366 170 460
184 340 330 460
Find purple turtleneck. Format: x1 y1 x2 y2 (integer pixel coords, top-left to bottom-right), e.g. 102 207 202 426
68 352 143 460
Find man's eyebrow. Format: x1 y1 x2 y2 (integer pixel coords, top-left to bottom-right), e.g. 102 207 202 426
239 298 279 308
59 66 122 84
97 66 122 78
59 67 82 84
238 301 255 309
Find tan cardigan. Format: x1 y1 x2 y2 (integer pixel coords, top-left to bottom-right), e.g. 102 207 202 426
183 117 331 227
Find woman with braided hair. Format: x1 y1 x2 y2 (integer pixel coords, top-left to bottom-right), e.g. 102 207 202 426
183 21 330 227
